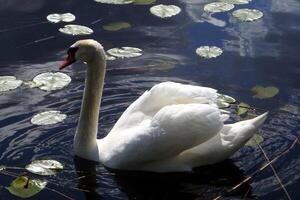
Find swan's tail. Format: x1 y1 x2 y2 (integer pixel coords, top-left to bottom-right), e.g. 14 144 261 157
179 112 268 168
248 112 268 128
221 112 268 149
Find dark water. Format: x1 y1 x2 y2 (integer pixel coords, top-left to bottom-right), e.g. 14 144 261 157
0 0 300 199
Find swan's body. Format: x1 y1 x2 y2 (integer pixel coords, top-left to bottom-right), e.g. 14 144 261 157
60 39 268 172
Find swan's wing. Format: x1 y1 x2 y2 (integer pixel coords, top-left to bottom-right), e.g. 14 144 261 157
111 82 219 131
140 82 219 112
102 104 224 169
176 113 268 168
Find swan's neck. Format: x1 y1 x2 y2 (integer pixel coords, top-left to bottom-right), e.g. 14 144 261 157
74 55 106 159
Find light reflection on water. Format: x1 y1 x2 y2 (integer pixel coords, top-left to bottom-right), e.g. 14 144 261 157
0 0 299 199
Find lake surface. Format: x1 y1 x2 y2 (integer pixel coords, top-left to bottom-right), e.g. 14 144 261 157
0 0 300 199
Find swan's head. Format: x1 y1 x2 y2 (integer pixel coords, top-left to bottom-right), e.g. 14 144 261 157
60 39 105 70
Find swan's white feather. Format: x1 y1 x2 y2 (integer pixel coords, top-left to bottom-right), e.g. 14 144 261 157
99 104 223 170
110 82 219 131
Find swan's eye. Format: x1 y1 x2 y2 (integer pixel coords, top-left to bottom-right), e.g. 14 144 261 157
60 47 79 70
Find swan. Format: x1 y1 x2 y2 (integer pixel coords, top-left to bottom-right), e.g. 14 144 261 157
59 39 268 172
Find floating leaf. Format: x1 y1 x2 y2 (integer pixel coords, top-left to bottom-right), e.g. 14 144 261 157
232 9 263 22
94 0 133 4
59 24 93 35
46 13 76 23
279 104 299 114
220 0 251 5
217 101 230 109
29 72 71 91
246 134 264 146
107 47 142 58
237 102 250 115
7 176 47 198
196 46 223 59
133 0 156 5
150 4 181 18
31 111 67 125
26 159 63 175
106 54 117 61
217 94 236 104
103 22 131 31
251 86 279 99
0 76 23 92
204 2 234 13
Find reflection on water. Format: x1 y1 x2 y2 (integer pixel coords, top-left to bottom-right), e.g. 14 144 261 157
74 157 252 200
0 0 300 199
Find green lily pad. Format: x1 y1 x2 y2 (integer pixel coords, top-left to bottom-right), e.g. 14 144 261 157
27 72 71 91
251 86 279 99
59 24 93 35
279 104 299 114
196 46 223 59
217 101 230 109
246 134 264 146
0 76 23 92
220 0 251 5
232 9 263 22
107 47 142 58
133 0 156 5
31 111 67 125
94 0 133 4
105 54 117 61
26 159 63 176
103 22 131 31
217 94 236 104
204 2 234 13
7 176 47 198
46 13 76 23
150 4 181 18
237 102 250 115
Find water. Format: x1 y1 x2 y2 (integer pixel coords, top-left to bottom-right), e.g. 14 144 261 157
0 0 300 199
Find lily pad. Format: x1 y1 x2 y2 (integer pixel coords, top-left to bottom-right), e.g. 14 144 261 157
246 134 264 146
107 47 142 58
217 101 230 109
133 0 156 5
29 72 71 91
7 176 47 198
251 86 279 99
217 94 236 104
150 4 181 18
0 76 23 92
26 159 63 175
46 13 76 23
31 111 67 125
237 102 250 115
94 0 133 4
59 24 93 35
196 46 223 59
279 104 299 114
204 2 234 13
106 54 117 61
103 22 131 31
232 9 263 22
220 0 251 5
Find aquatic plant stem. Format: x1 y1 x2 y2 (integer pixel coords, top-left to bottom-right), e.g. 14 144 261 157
212 138 298 200
256 142 292 200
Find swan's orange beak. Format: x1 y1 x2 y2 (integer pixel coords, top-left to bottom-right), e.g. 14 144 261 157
59 47 78 70
60 54 76 70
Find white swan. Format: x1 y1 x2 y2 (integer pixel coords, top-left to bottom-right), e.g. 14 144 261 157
60 39 268 172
